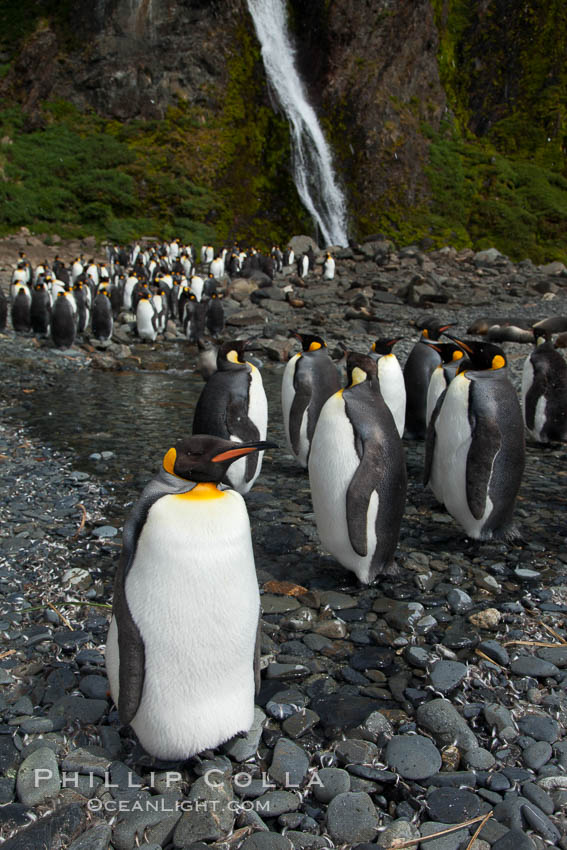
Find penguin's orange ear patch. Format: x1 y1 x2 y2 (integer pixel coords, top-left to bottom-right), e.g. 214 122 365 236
453 351 464 361
308 341 322 351
492 354 506 370
163 447 177 474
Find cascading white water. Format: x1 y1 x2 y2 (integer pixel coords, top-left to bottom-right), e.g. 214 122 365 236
246 0 348 248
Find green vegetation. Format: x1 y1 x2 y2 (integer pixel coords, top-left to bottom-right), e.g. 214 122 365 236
424 0 567 261
0 102 218 245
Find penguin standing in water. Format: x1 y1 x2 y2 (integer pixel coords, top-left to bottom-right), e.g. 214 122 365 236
522 329 567 443
425 340 525 540
308 353 407 584
281 333 341 468
192 340 268 494
51 291 77 348
403 318 453 438
368 338 405 438
105 434 275 761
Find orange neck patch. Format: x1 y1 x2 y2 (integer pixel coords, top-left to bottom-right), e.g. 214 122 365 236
176 483 225 500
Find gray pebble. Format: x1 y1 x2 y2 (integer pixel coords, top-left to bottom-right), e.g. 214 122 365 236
522 740 552 770
420 820 471 850
326 791 379 844
68 823 113 850
417 699 478 751
269 738 310 787
428 660 468 693
313 767 351 803
517 714 560 743
223 707 265 761
385 734 442 780
510 655 560 678
16 746 60 805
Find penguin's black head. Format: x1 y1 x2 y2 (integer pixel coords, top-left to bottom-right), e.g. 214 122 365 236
217 339 249 368
449 338 507 372
427 342 465 364
346 353 376 386
418 318 453 341
163 436 277 485
292 332 326 352
371 337 400 355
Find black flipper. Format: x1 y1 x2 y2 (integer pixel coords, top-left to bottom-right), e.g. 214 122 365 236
346 438 380 557
424 390 445 486
113 547 146 725
254 610 262 696
112 475 181 725
466 382 500 520
289 365 312 455
226 388 261 481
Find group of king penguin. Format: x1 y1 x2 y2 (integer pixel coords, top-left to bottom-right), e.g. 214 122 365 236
3 240 318 348
105 306 567 762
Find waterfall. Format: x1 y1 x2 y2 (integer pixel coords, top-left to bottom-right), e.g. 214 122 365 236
246 0 348 248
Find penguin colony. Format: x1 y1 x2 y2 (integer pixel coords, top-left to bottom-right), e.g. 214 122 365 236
4 241 301 348
6 243 567 761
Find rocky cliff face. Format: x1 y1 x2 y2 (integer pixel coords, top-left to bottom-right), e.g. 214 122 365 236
0 0 564 257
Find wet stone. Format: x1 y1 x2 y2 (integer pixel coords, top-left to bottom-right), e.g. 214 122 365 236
426 787 481 823
428 660 467 693
326 791 380 844
224 707 265 761
319 591 357 610
313 768 351 803
385 734 442 780
79 675 109 700
68 823 113 850
16 746 60 805
350 647 394 671
282 708 319 739
478 639 510 667
417 699 478 751
240 833 294 850
261 595 301 615
269 738 310 787
463 747 496 770
309 694 380 732
49 696 108 725
254 790 300 816
522 740 552 770
536 646 567 667
491 830 536 850
446 588 474 613
517 714 560 743
420 820 471 850
335 739 379 765
510 655 560 678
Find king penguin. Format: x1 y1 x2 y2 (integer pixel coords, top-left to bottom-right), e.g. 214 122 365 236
91 287 114 342
369 338 406 438
282 333 341 468
50 291 77 349
105 434 275 760
30 281 51 336
521 329 567 443
403 318 453 438
425 340 525 539
323 253 336 280
425 341 465 428
308 353 407 584
192 340 269 494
